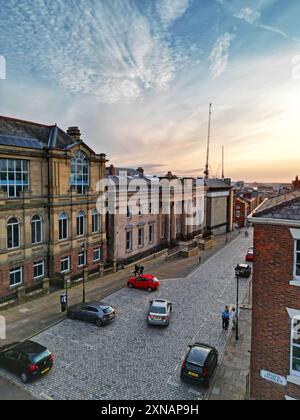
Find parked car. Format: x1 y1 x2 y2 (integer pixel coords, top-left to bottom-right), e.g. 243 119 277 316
246 247 254 262
147 299 172 327
236 264 252 278
181 343 218 388
0 341 53 383
67 301 116 327
127 274 160 292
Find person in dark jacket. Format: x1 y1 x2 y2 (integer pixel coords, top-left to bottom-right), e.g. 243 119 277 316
222 306 230 331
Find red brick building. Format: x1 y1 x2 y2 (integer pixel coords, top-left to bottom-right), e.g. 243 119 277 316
249 191 300 400
234 197 249 228
292 176 300 191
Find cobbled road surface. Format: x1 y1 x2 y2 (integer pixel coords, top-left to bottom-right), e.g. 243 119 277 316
0 234 252 400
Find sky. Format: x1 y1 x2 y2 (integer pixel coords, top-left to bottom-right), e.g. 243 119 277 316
0 0 300 182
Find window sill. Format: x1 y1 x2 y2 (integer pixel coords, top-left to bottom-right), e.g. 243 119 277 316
287 375 300 386
290 280 300 287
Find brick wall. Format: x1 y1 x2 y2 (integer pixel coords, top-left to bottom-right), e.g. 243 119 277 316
250 223 300 400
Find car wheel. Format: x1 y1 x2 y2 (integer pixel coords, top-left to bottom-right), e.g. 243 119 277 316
128 283 134 289
20 372 29 384
68 312 76 320
96 319 104 327
147 287 153 293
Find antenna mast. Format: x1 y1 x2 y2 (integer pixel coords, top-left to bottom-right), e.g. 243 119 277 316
204 103 212 179
222 145 225 179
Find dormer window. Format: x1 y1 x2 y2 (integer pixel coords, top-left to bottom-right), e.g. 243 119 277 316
70 151 89 194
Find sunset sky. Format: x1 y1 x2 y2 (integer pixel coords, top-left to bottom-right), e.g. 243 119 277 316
0 0 300 182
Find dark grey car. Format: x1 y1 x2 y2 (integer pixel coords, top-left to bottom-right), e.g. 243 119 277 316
67 301 116 327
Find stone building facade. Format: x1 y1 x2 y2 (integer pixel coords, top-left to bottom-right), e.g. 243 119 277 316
105 168 206 266
249 191 300 400
0 116 107 300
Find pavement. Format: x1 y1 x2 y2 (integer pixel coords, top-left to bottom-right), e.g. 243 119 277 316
209 306 252 400
0 229 252 400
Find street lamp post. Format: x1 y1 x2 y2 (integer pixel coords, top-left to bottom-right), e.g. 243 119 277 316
235 265 240 341
81 244 87 303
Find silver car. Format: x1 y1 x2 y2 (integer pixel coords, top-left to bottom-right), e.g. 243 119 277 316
147 299 173 327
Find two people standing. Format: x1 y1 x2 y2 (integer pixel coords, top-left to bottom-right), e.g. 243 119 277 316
134 264 144 276
222 306 237 331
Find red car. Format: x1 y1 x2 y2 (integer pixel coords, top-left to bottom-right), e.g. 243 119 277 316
127 274 160 292
246 247 254 262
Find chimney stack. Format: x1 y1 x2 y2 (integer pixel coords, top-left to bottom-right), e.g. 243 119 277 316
137 167 144 176
109 164 116 176
67 126 81 141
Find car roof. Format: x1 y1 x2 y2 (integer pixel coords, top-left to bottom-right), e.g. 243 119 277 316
7 340 47 355
139 274 154 279
151 300 168 307
187 343 215 365
192 342 215 352
83 301 110 308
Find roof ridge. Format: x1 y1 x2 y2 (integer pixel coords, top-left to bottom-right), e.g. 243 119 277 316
0 115 54 128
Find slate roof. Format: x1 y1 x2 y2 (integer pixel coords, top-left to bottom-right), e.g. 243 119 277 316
0 116 78 150
252 190 300 221
0 135 44 149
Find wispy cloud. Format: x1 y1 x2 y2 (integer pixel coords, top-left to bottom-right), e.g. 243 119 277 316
156 0 190 26
209 33 235 79
234 7 261 24
0 0 193 103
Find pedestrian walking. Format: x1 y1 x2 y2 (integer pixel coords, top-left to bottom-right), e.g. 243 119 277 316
140 265 144 275
222 306 230 331
230 307 237 331
134 264 139 276
60 292 68 313
245 230 249 238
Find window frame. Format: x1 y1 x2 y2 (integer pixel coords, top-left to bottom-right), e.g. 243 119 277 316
78 251 87 268
9 267 23 288
138 227 144 248
70 151 89 195
149 224 154 244
0 158 29 198
76 211 85 237
7 217 21 250
126 230 133 252
291 315 300 377
294 240 300 280
92 210 100 234
61 256 71 274
31 215 43 245
93 247 101 262
59 212 69 241
33 261 45 280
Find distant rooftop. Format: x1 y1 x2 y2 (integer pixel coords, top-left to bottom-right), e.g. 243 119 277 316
252 190 300 221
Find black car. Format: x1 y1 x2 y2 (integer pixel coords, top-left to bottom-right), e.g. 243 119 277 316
181 343 218 387
0 341 53 383
236 264 252 278
67 301 116 327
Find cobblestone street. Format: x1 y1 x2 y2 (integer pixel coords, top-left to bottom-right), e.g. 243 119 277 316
0 233 252 400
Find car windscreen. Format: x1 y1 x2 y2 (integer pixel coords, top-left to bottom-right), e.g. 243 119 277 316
102 307 114 314
150 306 166 314
187 348 209 366
32 350 51 364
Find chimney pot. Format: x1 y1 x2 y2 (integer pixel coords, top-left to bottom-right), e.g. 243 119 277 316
67 126 81 141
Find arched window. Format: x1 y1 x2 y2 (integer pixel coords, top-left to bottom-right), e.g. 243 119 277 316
59 212 69 240
92 209 100 234
7 217 20 249
32 215 42 244
77 211 85 237
70 151 89 194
